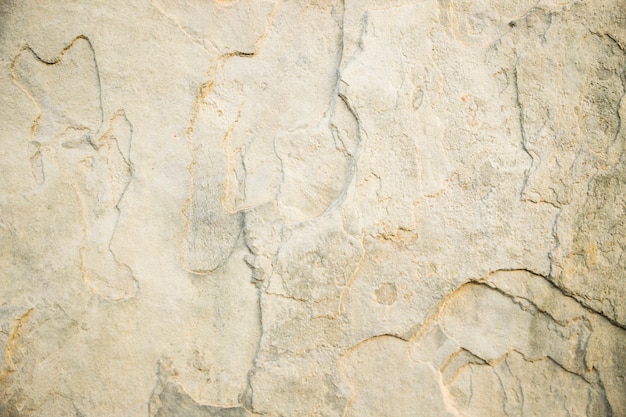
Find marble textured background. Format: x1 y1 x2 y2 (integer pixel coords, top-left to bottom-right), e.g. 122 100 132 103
0 1 625 416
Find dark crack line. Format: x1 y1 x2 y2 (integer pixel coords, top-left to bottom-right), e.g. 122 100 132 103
481 268 626 330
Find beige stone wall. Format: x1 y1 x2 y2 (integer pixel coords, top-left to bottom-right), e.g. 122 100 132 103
1 1 625 416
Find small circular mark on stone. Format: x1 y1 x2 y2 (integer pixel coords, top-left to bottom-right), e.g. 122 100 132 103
375 282 398 305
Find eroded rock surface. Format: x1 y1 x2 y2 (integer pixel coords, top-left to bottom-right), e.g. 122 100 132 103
1 0 624 416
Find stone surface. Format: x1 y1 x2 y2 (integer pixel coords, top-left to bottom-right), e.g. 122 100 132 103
0 1 625 416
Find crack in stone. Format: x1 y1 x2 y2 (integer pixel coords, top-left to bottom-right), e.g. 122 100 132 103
10 36 137 301
180 3 279 275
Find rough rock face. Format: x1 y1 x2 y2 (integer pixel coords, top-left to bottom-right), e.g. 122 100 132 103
1 1 625 416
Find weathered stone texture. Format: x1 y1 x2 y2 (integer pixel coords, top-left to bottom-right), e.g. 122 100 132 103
1 0 624 416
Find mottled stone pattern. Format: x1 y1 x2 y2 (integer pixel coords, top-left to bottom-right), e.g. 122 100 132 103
0 0 624 416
